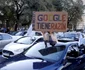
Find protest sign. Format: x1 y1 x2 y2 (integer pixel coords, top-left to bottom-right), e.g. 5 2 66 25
32 11 68 33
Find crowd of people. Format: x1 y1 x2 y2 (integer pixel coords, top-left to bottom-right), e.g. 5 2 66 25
0 26 28 33
0 27 10 33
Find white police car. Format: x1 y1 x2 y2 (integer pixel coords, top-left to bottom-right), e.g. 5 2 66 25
2 36 46 58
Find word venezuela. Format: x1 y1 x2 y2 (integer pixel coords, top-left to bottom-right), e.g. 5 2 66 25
32 12 68 32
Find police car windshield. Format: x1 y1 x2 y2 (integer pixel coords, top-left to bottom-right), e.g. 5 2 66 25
15 36 36 45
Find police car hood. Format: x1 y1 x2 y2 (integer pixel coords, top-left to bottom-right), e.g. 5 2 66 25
3 42 31 51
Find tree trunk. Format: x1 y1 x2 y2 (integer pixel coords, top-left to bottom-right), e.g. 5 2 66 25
14 23 18 31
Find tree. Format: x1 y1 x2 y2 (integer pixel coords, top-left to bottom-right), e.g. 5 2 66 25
52 0 84 30
12 0 28 31
17 0 55 28
0 0 84 31
0 0 55 30
52 0 63 11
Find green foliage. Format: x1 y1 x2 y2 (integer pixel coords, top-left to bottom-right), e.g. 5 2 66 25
0 0 84 29
52 0 84 29
52 0 63 11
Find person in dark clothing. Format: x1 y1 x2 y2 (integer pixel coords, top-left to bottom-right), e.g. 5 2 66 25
6 27 10 33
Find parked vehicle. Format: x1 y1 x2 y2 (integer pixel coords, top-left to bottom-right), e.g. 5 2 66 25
8 31 18 35
1 42 85 70
0 33 13 51
15 31 27 36
0 32 22 52
24 31 43 36
2 36 45 58
57 32 85 46
11 35 23 41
